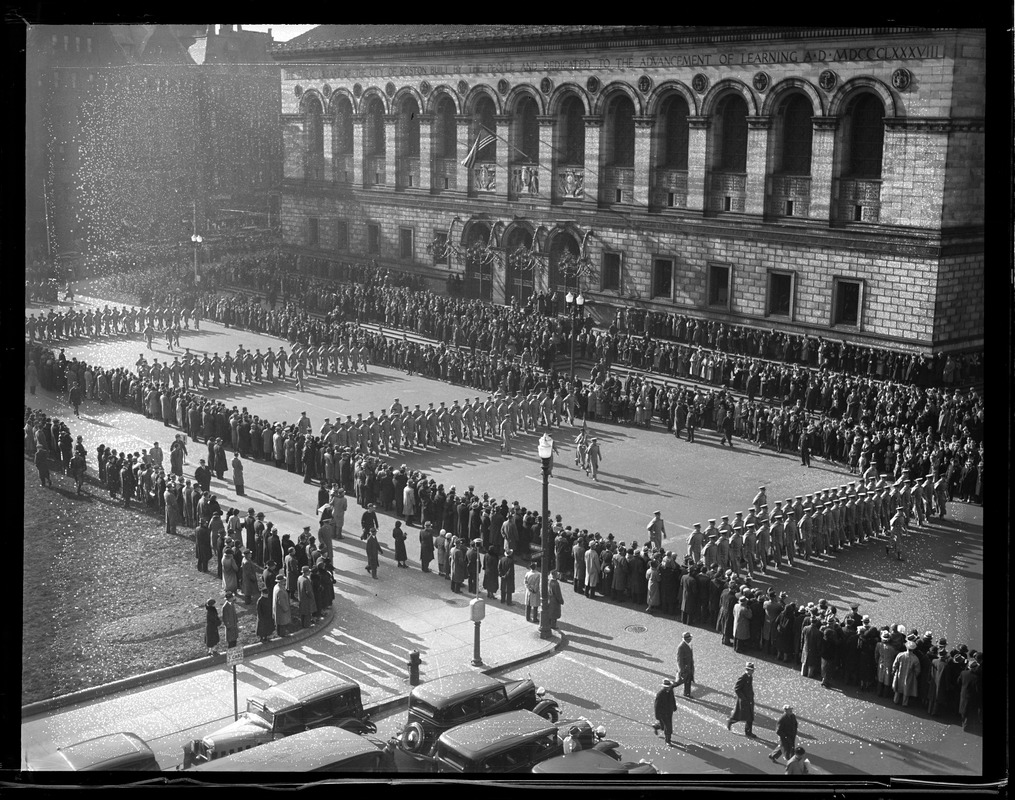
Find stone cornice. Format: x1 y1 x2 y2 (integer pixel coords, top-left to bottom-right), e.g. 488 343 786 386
746 115 772 130
687 115 710 130
883 116 984 133
811 117 840 131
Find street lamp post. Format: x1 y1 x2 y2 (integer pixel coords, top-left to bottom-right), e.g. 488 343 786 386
564 290 585 382
537 433 554 640
191 233 203 283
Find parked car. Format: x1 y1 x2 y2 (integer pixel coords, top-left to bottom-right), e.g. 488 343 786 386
182 672 374 768
532 749 658 775
393 672 560 771
434 709 564 773
186 727 394 773
24 732 160 771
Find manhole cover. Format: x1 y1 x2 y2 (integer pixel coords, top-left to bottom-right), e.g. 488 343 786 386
625 625 647 634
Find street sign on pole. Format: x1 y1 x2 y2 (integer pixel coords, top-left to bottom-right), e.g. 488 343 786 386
226 646 244 667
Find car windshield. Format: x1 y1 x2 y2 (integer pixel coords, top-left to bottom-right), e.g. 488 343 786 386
245 701 274 726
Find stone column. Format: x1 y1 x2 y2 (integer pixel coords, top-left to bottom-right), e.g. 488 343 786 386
582 115 603 207
537 115 556 203
745 116 771 216
383 114 398 188
632 115 654 209
494 115 510 200
351 116 365 188
809 117 839 222
686 116 710 212
418 113 433 193
455 115 472 195
322 117 334 182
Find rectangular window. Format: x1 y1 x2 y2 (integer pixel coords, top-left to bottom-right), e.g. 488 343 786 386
785 200 794 216
724 196 732 212
86 37 92 53
367 223 380 254
652 258 673 299
335 220 349 251
307 217 319 247
75 36 80 52
615 188 623 203
668 192 676 208
432 230 448 266
708 264 731 309
833 278 863 327
399 227 413 260
601 252 621 292
767 271 794 318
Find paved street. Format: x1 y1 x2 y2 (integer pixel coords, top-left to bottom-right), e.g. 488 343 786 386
22 296 983 774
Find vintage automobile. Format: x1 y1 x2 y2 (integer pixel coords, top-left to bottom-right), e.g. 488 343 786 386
182 672 375 768
392 671 560 771
531 749 659 775
24 732 161 772
433 709 564 773
186 727 393 773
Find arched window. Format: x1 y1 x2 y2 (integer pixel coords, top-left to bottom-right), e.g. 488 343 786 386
504 227 535 303
304 96 324 179
474 95 496 162
605 94 635 167
398 97 420 157
364 97 385 156
660 94 689 170
434 96 456 159
514 95 539 162
333 96 353 155
549 233 580 293
778 94 813 175
718 95 748 172
846 94 884 178
559 96 585 166
464 222 493 301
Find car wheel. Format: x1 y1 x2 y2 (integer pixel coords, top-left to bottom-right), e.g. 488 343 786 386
539 708 559 723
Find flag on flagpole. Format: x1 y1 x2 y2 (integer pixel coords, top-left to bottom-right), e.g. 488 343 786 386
460 132 496 168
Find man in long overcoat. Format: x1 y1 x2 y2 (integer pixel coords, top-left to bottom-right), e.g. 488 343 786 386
583 544 601 599
653 679 677 746
482 546 499 598
680 566 698 624
419 523 435 573
523 562 541 623
498 549 516 605
255 588 274 642
674 632 695 697
801 612 823 678
733 596 752 653
221 593 239 648
272 575 292 637
957 661 981 731
892 639 922 706
365 530 382 579
545 570 564 628
450 539 467 593
195 520 212 573
726 663 756 736
297 565 317 627
769 705 798 763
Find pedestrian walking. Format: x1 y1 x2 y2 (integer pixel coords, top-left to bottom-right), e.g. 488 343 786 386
674 632 695 698
255 587 273 643
726 662 756 737
297 565 317 627
204 599 221 656
231 453 244 496
653 679 677 746
365 529 383 579
769 705 798 763
272 574 292 638
418 522 435 572
785 747 811 775
545 570 564 629
392 521 409 568
646 510 666 549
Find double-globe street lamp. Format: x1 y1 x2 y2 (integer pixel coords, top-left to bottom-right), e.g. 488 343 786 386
537 433 554 640
564 290 585 381
191 232 203 284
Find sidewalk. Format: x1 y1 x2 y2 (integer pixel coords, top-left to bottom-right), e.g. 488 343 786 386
21 565 560 769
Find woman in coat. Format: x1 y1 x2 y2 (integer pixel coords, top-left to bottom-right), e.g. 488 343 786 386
583 545 601 599
418 523 435 573
316 557 336 609
718 583 737 645
645 559 661 612
732 597 752 652
392 522 408 568
545 570 564 629
255 588 274 642
571 539 586 594
892 640 922 706
858 626 880 691
221 547 239 594
203 599 221 655
774 604 797 662
482 546 500 598
435 529 449 577
875 630 899 697
819 628 838 688
272 575 292 637
612 549 631 601
402 483 417 526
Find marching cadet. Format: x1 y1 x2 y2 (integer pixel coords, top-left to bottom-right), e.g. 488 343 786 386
462 398 475 441
845 493 859 543
752 486 768 511
933 471 948 519
782 504 798 565
770 512 785 569
425 403 439 447
402 408 415 450
912 478 927 526
450 400 463 443
799 507 814 560
378 409 391 453
265 347 276 382
390 397 403 417
499 415 512 454
437 402 451 444
756 513 770 573
390 409 403 453
702 533 719 568
743 523 757 577
687 523 704 564
484 397 497 437
705 518 720 543
475 397 488 439
413 404 426 448
889 505 906 560
367 411 379 454
730 512 745 570
716 526 731 573
574 428 589 469
586 437 602 481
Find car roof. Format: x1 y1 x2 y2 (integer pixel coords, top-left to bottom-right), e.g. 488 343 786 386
437 710 557 761
188 728 381 771
31 732 156 771
250 672 358 712
410 671 503 707
531 749 632 774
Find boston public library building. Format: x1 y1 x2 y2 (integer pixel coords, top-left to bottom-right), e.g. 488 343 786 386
271 26 984 355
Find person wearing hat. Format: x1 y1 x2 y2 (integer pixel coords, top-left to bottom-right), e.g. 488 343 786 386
221 592 239 649
364 528 383 580
875 629 900 698
653 678 678 746
958 659 982 731
646 511 667 549
203 599 221 656
674 632 695 698
297 565 317 628
562 725 583 754
784 746 811 775
726 663 756 737
272 574 292 637
769 704 798 763
255 586 274 643
686 523 704 566
891 637 922 706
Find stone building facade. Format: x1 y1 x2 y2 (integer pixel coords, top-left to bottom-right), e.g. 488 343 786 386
271 25 985 353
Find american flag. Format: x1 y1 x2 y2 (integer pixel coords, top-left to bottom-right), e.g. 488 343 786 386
460 132 497 168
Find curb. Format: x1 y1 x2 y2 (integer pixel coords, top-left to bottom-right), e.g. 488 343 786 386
21 611 563 722
21 605 336 720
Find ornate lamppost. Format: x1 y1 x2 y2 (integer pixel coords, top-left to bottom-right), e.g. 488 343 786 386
537 433 554 640
564 291 585 381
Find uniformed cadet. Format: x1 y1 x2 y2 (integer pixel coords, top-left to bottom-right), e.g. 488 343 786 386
687 523 703 564
378 409 391 453
889 506 906 560
753 486 767 511
782 505 797 565
450 400 463 443
367 411 379 453
437 402 450 444
702 533 719 568
793 495 805 523
770 513 785 568
705 518 720 542
716 527 731 573
462 399 475 441
743 523 757 576
756 514 770 573
799 507 814 560
391 398 403 417
425 403 439 446
391 409 403 452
